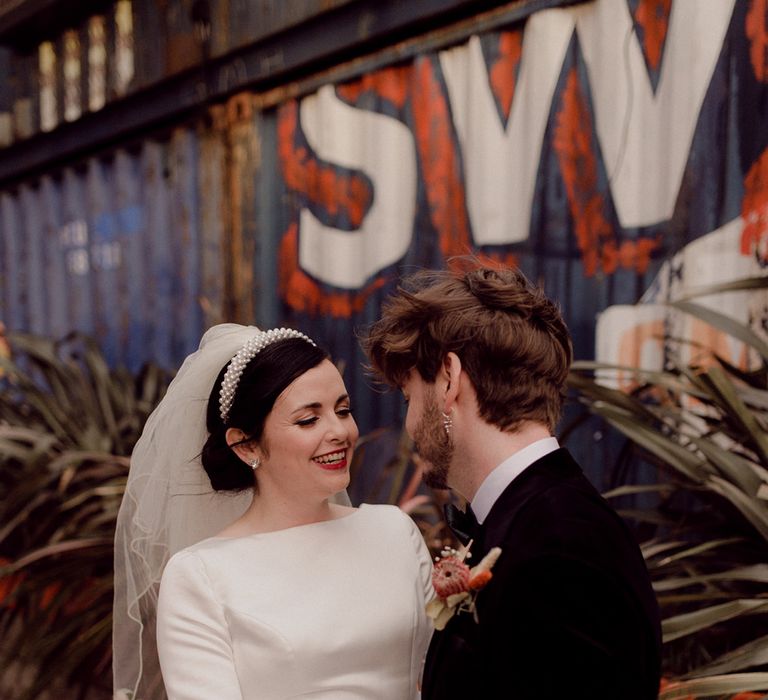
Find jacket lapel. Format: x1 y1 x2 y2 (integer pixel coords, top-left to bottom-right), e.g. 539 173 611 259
476 448 581 558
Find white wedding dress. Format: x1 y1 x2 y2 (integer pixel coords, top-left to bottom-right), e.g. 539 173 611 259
157 504 433 699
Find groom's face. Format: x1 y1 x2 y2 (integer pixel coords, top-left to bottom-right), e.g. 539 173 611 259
401 372 453 489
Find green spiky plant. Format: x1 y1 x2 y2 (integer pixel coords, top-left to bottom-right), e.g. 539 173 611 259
566 277 768 699
0 331 171 700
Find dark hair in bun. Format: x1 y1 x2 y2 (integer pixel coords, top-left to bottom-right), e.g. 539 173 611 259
201 337 328 491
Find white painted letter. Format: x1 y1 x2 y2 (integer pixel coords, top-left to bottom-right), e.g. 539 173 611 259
298 85 417 290
575 0 735 227
439 10 574 245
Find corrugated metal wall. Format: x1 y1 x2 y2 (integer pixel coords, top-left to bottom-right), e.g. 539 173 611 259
235 0 764 443
0 0 766 497
0 122 226 371
0 0 364 146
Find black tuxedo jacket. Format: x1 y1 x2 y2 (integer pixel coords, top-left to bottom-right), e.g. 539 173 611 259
422 448 661 699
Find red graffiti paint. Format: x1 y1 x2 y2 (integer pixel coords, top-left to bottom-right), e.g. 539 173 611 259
277 98 386 318
554 69 659 276
746 0 768 83
741 146 768 261
411 56 473 258
490 30 523 122
633 0 672 71
278 222 386 316
336 65 411 109
602 238 660 275
447 250 518 273
554 69 612 276
278 100 371 229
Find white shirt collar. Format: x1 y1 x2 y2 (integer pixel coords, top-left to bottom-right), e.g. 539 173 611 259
471 437 560 524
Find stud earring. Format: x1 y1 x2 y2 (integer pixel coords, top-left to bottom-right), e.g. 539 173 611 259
441 410 453 437
248 457 261 470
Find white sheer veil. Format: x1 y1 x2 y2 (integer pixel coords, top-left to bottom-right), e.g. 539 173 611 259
113 323 349 698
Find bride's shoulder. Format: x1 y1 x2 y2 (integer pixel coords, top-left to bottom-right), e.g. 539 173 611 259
160 545 208 590
329 503 357 519
164 528 241 572
356 502 413 527
354 505 425 555
212 518 253 539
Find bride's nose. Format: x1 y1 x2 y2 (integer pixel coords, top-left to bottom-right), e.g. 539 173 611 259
326 413 351 443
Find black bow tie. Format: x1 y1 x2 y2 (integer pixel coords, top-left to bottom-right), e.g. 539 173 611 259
444 503 480 546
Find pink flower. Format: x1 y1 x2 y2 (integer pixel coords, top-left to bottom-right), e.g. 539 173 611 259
426 544 502 630
432 555 471 599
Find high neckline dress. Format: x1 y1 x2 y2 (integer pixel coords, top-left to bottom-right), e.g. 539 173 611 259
157 504 433 699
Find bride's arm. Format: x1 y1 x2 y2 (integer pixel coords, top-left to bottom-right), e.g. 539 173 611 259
157 551 244 700
402 510 435 698
407 512 435 607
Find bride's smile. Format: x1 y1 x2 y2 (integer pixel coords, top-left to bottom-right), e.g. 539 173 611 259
254 359 359 499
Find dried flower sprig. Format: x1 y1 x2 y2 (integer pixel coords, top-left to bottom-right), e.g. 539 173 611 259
425 541 502 630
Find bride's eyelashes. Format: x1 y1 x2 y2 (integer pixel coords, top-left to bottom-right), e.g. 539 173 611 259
294 407 353 427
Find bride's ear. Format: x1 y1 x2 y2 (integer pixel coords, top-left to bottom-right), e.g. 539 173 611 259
225 427 260 464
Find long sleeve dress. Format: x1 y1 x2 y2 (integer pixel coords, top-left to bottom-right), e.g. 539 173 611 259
157 504 433 699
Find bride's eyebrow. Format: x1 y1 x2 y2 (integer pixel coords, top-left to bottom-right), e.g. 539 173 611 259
290 402 321 414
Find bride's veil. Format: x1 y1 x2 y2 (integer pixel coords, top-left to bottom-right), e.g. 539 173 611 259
113 323 349 698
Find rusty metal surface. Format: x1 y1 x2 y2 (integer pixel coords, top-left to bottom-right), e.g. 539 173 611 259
209 0 357 60
0 122 226 371
0 0 110 48
0 0 571 185
0 0 756 508
0 0 756 504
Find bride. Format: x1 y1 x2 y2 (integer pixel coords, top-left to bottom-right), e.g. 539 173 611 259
113 325 433 699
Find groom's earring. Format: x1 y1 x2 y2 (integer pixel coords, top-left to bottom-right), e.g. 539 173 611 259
441 410 453 438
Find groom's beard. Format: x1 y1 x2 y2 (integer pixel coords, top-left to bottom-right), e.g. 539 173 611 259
413 391 453 490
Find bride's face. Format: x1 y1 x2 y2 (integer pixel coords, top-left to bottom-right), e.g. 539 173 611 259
256 359 358 501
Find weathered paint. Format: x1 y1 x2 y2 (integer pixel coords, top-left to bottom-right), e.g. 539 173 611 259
0 0 766 498
245 0 766 482
210 0 356 61
0 123 225 372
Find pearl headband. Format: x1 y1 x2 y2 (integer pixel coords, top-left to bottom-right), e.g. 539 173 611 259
218 327 316 423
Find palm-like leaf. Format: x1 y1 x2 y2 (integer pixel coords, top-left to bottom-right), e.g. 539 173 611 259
0 332 171 699
567 277 768 685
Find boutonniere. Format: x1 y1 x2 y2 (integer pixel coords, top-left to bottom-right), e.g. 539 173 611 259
425 541 502 630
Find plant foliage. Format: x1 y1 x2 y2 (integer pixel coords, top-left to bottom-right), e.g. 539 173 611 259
567 281 768 699
0 332 171 700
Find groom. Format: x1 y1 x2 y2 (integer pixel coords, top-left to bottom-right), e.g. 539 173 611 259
364 264 661 699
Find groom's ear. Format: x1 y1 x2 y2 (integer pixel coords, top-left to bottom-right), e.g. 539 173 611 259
441 352 462 409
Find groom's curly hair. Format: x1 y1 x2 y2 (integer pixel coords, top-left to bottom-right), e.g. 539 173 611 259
362 261 573 433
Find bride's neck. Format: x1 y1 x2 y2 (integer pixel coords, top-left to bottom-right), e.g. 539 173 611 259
240 492 337 533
